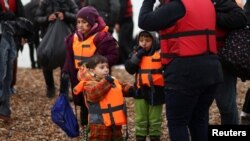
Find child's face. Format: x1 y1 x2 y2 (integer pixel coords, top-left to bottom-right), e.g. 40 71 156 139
77 17 92 34
91 63 109 78
138 36 153 51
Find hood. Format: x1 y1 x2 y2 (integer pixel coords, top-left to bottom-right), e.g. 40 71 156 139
135 30 160 55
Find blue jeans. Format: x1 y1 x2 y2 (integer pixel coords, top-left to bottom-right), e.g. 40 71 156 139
215 67 238 124
165 85 217 141
0 30 17 116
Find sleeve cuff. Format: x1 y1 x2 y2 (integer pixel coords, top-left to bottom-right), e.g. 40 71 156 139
130 55 140 65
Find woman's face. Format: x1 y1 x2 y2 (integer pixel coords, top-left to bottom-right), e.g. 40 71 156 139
76 17 92 34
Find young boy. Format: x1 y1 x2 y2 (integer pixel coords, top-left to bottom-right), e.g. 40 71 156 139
73 55 132 141
125 31 165 141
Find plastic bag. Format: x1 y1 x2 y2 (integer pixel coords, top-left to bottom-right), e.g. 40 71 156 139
51 93 79 138
37 20 71 69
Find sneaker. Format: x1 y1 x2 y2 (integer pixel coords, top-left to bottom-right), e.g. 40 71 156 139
47 88 56 98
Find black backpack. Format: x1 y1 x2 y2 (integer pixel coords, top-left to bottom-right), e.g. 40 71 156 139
218 27 250 81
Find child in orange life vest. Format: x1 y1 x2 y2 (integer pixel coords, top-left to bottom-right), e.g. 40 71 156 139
73 55 133 141
125 31 165 141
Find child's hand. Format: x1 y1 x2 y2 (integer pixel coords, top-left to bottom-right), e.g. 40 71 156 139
105 75 114 83
121 83 134 97
136 47 147 58
48 13 57 21
60 72 69 93
105 75 115 87
56 12 64 20
77 65 87 80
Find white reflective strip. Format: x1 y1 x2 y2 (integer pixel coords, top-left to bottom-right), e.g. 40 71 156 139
4 0 9 10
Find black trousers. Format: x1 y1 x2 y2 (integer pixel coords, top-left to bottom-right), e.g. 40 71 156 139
42 69 55 90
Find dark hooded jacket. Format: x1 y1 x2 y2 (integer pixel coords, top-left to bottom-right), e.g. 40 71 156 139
125 31 159 74
34 0 78 37
125 31 164 105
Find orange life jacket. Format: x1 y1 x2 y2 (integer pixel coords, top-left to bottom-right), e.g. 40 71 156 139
72 34 97 68
72 27 109 68
159 0 217 65
89 79 127 126
136 51 164 88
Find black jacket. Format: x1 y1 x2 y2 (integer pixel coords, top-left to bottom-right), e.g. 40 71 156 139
125 31 164 105
214 0 247 29
35 0 78 37
125 31 159 74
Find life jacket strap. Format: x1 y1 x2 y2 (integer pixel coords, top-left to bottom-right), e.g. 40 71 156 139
138 69 162 74
160 29 215 39
88 104 124 114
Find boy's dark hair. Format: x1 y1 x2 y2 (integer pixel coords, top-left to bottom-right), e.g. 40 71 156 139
85 55 108 69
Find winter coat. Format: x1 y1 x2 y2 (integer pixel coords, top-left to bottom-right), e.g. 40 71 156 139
214 0 247 29
125 31 159 74
34 0 78 37
125 31 164 105
0 0 25 51
24 0 40 23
